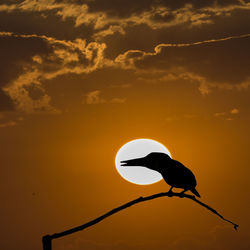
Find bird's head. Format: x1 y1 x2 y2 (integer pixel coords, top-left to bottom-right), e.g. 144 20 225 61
120 152 171 172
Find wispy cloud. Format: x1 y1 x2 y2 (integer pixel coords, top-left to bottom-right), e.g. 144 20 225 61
115 33 250 69
214 112 226 117
153 33 250 52
1 0 249 40
0 31 249 113
115 34 250 95
0 120 17 128
214 108 239 120
0 32 107 113
231 108 239 114
84 90 105 104
83 90 126 104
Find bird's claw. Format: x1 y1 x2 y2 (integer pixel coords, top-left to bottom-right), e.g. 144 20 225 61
168 190 174 197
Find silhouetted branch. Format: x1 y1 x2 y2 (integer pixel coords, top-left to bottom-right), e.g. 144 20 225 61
42 235 52 250
42 191 238 250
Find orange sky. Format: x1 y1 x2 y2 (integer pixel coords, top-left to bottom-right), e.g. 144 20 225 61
0 1 250 250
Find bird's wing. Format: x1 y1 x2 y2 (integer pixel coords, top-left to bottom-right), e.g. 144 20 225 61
171 160 197 186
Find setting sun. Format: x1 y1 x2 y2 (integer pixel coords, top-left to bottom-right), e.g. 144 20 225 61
115 139 171 185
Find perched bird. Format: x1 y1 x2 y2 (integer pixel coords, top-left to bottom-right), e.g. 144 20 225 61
121 152 200 198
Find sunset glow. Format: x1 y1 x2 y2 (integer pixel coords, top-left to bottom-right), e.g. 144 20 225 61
1 1 249 250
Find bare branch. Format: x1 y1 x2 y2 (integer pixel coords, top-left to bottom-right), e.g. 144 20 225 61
42 191 238 250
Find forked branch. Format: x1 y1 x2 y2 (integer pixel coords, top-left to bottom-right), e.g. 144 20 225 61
42 191 238 250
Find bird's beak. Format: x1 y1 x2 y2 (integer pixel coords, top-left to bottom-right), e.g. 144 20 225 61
120 157 145 167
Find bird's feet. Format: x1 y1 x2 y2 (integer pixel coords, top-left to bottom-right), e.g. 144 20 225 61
168 187 174 197
179 190 187 198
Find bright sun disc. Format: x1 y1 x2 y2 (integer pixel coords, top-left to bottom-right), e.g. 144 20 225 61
115 139 171 185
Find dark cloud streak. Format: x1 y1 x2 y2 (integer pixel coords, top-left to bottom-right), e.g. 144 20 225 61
0 0 249 111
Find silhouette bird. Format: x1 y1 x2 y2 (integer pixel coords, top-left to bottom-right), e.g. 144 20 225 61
121 152 200 198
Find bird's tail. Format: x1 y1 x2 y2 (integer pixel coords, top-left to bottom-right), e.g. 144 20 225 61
190 188 201 198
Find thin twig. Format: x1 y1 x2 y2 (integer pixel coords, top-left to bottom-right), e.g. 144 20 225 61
44 191 238 247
